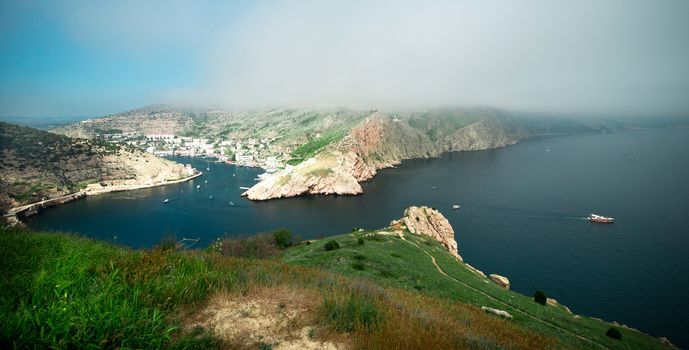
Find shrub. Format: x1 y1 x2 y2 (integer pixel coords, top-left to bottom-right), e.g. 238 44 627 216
606 327 622 340
272 228 292 249
324 240 340 251
534 290 547 305
352 262 366 271
357 237 365 245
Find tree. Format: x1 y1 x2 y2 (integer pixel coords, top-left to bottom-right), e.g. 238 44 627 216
606 327 622 340
534 290 547 305
272 228 292 249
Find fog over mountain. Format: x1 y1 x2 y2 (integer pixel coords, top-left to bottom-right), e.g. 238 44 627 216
1 0 688 117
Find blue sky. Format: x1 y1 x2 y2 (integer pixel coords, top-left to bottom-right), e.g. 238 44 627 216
0 1 247 117
1 1 688 117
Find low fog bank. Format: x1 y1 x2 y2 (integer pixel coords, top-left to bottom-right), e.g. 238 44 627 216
191 0 689 118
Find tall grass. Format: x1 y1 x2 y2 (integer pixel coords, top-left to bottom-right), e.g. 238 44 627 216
1 227 557 349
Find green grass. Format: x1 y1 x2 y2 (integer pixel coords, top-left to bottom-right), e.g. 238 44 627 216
0 228 556 349
283 230 670 350
288 130 345 165
0 225 670 350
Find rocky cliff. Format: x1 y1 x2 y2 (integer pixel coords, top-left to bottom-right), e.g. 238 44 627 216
389 206 462 260
0 122 193 212
244 112 527 200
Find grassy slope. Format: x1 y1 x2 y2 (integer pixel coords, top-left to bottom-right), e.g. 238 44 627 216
282 230 669 350
1 228 559 350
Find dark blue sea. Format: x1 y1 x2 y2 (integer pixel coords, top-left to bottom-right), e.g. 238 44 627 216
26 128 689 347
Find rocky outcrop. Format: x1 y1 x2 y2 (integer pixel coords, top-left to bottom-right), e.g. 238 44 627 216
242 151 365 200
481 306 513 319
489 274 511 290
389 206 462 261
546 298 572 314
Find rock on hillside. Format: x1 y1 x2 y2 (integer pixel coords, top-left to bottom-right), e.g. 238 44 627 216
389 206 462 261
0 122 192 211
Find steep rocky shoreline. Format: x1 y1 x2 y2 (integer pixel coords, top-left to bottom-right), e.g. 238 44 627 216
244 113 527 200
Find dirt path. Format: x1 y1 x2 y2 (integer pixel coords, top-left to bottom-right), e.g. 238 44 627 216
403 238 611 350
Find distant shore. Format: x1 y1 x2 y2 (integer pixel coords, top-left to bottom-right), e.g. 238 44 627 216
3 171 202 226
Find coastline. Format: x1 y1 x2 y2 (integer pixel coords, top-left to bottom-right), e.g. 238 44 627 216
3 171 203 226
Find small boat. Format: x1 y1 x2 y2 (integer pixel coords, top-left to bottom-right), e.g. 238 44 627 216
254 178 261 181
232 174 236 177
432 186 437 190
452 204 460 210
209 195 214 200
588 213 614 223
229 201 235 206
205 180 208 183
163 199 169 204
206 167 210 171
196 185 201 189
239 186 251 190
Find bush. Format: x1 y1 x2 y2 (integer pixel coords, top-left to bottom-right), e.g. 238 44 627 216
324 240 340 251
534 290 547 305
272 228 292 249
352 262 366 271
357 237 365 245
606 327 622 340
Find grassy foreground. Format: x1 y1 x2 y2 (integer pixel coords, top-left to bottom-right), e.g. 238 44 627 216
0 226 670 349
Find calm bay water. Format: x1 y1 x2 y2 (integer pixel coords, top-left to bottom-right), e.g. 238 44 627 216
27 128 689 346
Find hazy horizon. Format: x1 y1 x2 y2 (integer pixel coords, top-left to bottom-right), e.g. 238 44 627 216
1 0 688 118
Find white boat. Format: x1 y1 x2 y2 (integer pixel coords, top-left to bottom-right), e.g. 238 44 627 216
232 174 236 177
588 213 614 223
163 198 169 204
239 186 251 190
209 195 213 200
196 185 201 189
452 204 460 210
229 201 235 206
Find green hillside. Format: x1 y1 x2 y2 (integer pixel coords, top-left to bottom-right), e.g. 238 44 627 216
0 224 670 349
284 230 669 350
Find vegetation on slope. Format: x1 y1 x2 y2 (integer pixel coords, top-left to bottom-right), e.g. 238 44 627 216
288 130 346 165
0 122 190 212
0 122 122 209
284 230 671 350
1 227 561 350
